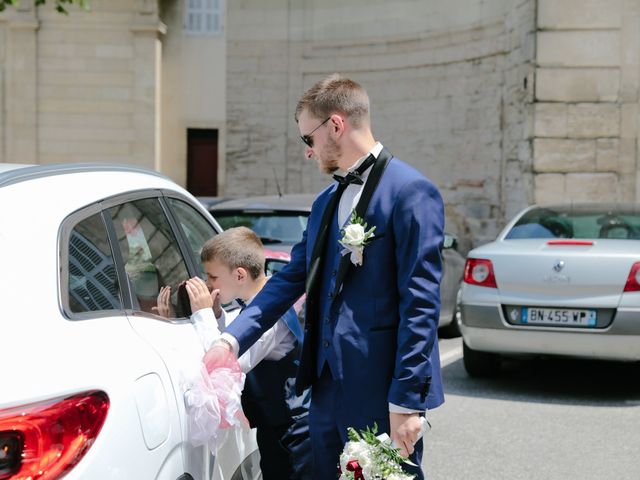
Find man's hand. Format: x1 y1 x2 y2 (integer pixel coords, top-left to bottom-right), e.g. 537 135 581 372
186 277 214 313
390 412 422 457
203 341 235 374
152 285 174 318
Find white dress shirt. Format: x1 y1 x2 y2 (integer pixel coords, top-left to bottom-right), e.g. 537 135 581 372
335 142 384 227
192 303 295 374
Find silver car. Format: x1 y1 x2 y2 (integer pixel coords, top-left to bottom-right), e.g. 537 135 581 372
459 204 640 376
204 194 465 334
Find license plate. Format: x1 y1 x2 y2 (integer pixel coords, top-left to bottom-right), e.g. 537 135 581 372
521 307 597 327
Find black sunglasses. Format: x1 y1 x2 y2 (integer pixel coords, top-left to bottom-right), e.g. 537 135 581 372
300 117 331 148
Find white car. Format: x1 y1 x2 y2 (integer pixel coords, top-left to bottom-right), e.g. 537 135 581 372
0 163 259 479
459 204 640 376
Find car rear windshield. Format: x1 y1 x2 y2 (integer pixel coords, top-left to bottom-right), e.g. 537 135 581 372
506 206 640 240
213 211 308 245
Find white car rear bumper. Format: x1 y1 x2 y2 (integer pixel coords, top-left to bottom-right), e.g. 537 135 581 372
461 303 640 361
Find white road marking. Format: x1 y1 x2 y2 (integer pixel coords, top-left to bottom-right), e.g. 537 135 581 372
440 345 463 367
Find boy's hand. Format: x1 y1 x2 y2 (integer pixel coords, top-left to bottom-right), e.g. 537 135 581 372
152 286 174 318
186 277 213 312
211 288 223 318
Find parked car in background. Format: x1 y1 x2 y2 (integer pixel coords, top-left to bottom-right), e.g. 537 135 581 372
0 164 259 480
459 204 640 377
207 194 314 253
204 194 465 333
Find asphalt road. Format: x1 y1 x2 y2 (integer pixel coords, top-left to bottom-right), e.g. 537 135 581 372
422 337 640 480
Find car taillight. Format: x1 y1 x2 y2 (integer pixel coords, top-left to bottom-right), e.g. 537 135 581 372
623 262 640 292
463 258 497 288
547 240 594 246
0 391 109 480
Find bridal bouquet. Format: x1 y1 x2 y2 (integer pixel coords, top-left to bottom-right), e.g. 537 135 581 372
338 423 417 480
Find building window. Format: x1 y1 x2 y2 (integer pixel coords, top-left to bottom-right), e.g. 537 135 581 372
185 0 223 35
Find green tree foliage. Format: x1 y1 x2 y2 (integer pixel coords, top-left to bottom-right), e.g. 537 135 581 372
0 0 89 14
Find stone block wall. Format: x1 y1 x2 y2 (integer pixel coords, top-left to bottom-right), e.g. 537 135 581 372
226 0 537 248
0 0 164 168
533 0 639 204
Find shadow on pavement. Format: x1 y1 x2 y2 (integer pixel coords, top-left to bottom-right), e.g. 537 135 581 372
441 354 640 407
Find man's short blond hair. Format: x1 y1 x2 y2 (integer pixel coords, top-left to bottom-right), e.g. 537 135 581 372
295 73 370 128
201 227 265 280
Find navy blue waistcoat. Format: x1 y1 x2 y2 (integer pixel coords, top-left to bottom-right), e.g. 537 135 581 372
241 307 308 428
316 207 343 377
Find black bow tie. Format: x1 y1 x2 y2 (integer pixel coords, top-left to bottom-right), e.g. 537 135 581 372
333 171 364 186
332 153 376 187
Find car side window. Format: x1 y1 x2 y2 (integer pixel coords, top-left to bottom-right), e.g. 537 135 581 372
166 198 218 277
68 213 123 314
109 198 191 318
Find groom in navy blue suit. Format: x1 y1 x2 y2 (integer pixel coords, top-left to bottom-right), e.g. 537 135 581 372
206 74 445 478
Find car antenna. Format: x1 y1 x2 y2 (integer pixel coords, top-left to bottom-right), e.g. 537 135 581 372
272 167 283 198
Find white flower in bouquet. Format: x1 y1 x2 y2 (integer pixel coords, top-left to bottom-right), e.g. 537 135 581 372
338 423 416 480
339 212 376 266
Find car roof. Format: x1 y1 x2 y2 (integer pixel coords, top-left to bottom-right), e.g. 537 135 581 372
207 194 315 212
0 162 198 241
197 196 235 209
529 203 640 213
0 163 33 175
0 162 168 189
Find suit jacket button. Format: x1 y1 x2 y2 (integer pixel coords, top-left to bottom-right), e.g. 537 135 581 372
325 317 330 323
331 270 337 277
323 340 329 348
328 292 334 299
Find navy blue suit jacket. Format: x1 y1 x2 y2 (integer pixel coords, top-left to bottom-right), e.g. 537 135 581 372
225 156 445 415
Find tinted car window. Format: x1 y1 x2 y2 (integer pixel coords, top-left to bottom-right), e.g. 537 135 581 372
166 198 218 277
109 198 191 318
506 207 640 240
68 213 122 313
214 212 308 245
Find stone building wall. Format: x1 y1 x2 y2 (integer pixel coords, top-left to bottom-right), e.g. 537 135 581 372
159 0 226 188
0 0 165 169
226 0 538 248
532 0 639 206
0 0 227 189
1 1 635 249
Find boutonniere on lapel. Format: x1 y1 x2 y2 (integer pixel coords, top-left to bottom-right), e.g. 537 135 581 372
339 211 376 266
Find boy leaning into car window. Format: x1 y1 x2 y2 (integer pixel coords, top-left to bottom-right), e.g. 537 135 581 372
157 227 311 480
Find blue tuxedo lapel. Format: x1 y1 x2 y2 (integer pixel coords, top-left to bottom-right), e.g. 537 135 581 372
332 148 392 299
304 186 336 258
295 183 344 394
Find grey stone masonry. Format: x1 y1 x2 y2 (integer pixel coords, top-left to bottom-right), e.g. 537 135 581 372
226 0 537 249
533 0 638 207
0 0 164 168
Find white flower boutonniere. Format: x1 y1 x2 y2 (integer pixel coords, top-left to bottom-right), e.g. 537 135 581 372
339 212 376 266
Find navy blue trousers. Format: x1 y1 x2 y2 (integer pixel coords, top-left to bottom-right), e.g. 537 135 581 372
308 365 424 479
257 414 312 480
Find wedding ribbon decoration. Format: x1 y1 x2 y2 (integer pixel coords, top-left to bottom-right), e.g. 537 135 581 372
184 348 249 455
